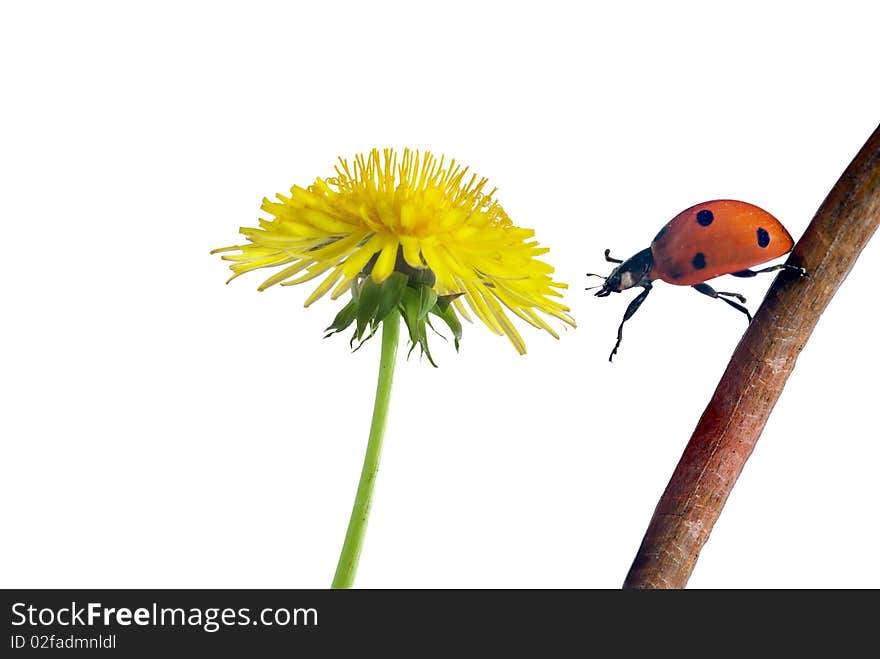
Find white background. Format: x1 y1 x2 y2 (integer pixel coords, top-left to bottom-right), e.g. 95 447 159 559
2 1 879 589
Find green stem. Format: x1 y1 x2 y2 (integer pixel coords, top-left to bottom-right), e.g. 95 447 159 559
331 312 400 588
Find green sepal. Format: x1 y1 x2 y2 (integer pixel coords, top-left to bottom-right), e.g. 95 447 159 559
398 283 453 367
429 302 462 351
400 286 434 365
324 298 358 338
375 272 408 323
325 272 464 365
405 315 436 367
355 278 382 342
417 286 438 320
435 292 463 312
417 317 437 367
350 329 377 352
400 286 423 347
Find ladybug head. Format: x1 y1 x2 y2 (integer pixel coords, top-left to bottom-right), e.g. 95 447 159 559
594 248 653 297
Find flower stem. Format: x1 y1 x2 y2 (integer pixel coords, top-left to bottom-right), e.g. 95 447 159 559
331 312 400 588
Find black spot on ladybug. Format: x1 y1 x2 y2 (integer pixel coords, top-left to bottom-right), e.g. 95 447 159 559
670 271 683 280
653 223 668 243
692 252 706 270
757 227 770 248
696 210 714 226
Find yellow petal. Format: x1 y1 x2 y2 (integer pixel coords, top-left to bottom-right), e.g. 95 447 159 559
479 288 526 354
399 236 422 268
257 260 310 291
304 269 344 307
371 237 399 283
340 234 384 278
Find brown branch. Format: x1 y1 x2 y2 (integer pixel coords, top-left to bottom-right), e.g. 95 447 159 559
623 123 880 589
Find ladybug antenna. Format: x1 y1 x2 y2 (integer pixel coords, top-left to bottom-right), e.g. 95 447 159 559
585 272 607 291
584 272 608 291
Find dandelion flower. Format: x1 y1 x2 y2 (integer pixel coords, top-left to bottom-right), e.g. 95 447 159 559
213 148 574 355
213 149 574 588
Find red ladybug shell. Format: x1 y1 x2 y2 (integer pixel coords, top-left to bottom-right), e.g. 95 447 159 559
650 200 794 286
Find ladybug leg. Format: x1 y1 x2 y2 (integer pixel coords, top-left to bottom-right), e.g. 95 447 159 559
609 284 651 362
604 249 624 264
731 264 808 278
715 290 747 303
692 282 752 322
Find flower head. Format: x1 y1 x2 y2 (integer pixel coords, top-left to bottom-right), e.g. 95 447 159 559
213 148 574 357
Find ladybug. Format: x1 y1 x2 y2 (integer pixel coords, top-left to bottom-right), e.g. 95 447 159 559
588 200 806 361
